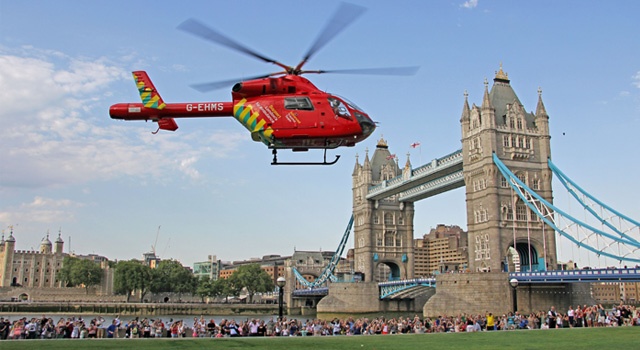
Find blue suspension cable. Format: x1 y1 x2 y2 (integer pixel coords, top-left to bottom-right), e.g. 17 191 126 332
548 158 640 243
292 215 354 288
493 154 640 263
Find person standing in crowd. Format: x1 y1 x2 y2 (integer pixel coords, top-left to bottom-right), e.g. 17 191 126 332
96 316 105 338
206 319 216 337
106 320 117 338
257 320 267 337
567 306 575 327
266 318 275 336
0 318 8 340
548 306 558 329
485 312 495 331
170 320 180 338
249 319 259 336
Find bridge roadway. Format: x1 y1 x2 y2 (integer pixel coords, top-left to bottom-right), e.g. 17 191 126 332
366 149 464 202
510 267 640 283
293 278 437 299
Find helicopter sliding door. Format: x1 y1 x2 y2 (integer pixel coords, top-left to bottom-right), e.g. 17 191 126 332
282 96 316 128
277 96 324 149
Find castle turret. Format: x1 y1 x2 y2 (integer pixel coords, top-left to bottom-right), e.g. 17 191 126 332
460 90 471 124
54 230 64 254
5 229 15 249
40 233 52 254
1 227 16 287
535 87 551 161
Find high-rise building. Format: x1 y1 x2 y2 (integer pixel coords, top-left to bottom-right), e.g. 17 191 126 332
414 224 468 277
193 255 222 281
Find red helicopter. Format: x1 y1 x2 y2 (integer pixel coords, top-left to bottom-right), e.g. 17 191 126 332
109 3 417 165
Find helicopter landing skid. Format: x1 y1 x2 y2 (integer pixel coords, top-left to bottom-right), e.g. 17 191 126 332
271 148 340 166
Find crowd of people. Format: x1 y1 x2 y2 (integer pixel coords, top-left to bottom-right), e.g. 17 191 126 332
0 303 637 340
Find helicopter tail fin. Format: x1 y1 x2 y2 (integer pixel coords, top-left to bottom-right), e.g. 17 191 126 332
133 71 166 109
132 71 178 132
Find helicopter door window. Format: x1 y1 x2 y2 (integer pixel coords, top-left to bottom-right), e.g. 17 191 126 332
284 97 314 110
328 97 352 119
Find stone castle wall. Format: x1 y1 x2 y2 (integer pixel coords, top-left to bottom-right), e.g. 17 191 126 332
0 286 126 302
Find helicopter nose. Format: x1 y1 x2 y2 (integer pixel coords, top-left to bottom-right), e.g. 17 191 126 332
359 118 376 137
354 112 375 138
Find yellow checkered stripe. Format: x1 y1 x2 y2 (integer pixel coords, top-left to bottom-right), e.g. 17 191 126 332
233 99 273 142
134 73 166 110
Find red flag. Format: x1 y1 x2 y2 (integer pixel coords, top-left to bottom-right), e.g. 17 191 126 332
410 142 421 148
386 154 396 160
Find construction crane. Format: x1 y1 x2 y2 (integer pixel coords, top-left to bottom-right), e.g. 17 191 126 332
151 225 161 257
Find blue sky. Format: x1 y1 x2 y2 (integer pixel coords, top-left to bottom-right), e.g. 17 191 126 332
1 0 639 268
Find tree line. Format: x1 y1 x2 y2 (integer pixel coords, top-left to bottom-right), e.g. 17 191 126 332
112 259 275 303
58 257 276 302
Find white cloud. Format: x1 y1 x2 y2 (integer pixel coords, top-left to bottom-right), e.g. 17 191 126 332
178 156 201 180
633 71 640 89
461 0 478 9
0 196 83 224
0 47 246 189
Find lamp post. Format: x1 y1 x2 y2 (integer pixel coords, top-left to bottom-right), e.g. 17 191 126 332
277 277 286 321
509 278 519 314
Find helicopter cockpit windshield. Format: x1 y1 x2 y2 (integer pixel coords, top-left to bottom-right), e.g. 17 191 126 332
333 94 364 113
328 96 352 119
329 95 375 138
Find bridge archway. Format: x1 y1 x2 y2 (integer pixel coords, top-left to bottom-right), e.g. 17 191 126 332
375 261 403 282
516 242 539 272
505 240 543 272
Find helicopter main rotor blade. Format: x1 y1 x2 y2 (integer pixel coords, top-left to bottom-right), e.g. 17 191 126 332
295 2 366 73
302 66 420 76
177 19 290 72
190 73 278 93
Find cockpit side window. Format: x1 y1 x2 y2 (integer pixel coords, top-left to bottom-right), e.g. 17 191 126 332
284 97 314 110
328 97 352 119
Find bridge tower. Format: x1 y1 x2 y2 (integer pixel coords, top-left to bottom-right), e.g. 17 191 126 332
461 66 557 273
352 138 415 282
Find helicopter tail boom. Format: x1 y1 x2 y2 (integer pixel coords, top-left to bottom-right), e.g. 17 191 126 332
109 71 234 132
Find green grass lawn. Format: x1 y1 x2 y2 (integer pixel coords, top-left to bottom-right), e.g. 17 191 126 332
0 327 637 350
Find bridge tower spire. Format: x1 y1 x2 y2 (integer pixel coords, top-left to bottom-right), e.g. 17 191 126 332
352 137 415 282
461 65 557 273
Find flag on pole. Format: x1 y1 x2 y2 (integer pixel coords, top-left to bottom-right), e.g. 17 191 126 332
386 154 396 160
410 142 421 148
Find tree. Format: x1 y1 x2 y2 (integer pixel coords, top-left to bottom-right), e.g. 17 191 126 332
219 275 242 303
58 256 104 294
196 276 224 303
233 264 274 303
113 260 152 302
150 260 197 301
57 256 76 287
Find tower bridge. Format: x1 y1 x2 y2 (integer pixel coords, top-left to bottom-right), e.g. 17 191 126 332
285 66 639 317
